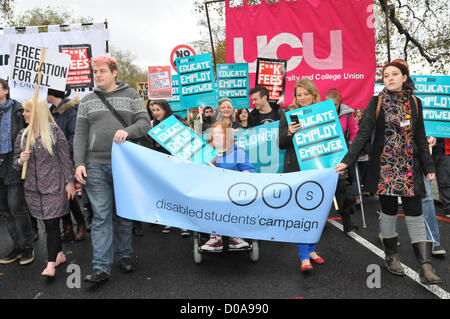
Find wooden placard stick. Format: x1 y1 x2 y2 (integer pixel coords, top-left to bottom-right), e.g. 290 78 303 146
21 48 46 180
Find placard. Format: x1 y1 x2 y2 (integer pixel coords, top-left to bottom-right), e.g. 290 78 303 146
286 99 347 170
59 44 94 89
217 63 249 109
136 82 148 104
167 75 182 112
148 115 218 165
10 43 70 91
148 65 172 99
176 53 217 110
412 75 450 138
255 58 287 104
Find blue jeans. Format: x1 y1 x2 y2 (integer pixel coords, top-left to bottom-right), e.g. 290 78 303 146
297 243 316 261
422 175 441 246
86 163 133 274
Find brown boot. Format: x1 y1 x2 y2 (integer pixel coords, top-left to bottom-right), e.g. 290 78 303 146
74 223 86 241
412 241 442 285
60 225 75 242
382 235 404 276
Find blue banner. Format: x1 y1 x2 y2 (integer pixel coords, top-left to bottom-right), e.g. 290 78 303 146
217 63 249 109
286 100 348 170
234 121 285 173
412 75 450 138
176 53 217 109
148 115 218 165
112 142 338 243
167 75 182 112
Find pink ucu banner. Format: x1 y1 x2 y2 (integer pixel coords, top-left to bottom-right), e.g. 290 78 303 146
226 0 376 109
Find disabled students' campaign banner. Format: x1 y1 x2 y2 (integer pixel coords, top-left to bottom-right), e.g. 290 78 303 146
148 115 218 165
217 63 249 109
286 99 347 170
234 121 285 174
176 53 217 109
412 75 450 138
112 142 338 243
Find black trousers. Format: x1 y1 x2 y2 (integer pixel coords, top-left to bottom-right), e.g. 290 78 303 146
334 176 355 216
0 180 34 249
378 195 422 217
43 217 62 262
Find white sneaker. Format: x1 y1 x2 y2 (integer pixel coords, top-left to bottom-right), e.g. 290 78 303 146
229 237 249 249
162 226 171 233
200 236 223 251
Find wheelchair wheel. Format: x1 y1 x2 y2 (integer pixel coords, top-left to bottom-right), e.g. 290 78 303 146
193 232 203 264
249 240 259 262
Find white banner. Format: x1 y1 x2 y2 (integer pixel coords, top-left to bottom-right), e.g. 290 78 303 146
0 23 109 102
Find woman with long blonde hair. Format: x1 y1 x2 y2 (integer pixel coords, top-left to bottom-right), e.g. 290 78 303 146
14 98 75 277
289 78 321 111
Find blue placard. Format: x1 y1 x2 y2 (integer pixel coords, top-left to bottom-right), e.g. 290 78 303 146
412 75 450 138
148 115 218 165
167 75 182 112
217 63 249 109
286 100 348 170
234 121 285 173
176 53 217 109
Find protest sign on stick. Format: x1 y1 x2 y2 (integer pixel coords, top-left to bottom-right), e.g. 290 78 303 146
10 43 71 91
20 48 46 179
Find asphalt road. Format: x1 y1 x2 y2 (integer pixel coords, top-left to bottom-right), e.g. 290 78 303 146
0 196 448 301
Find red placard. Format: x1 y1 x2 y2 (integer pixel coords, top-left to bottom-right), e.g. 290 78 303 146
148 66 172 99
59 44 93 89
255 58 287 104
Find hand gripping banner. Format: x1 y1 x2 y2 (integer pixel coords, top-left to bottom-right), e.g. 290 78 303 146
112 142 338 243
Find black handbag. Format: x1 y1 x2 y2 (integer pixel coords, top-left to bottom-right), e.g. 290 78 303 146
95 92 154 149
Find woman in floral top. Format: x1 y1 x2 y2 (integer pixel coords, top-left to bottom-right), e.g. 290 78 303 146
335 62 441 285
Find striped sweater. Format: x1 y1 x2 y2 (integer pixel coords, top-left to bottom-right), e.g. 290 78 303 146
73 81 151 167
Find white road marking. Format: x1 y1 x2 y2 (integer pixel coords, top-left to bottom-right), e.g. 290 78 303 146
328 219 450 299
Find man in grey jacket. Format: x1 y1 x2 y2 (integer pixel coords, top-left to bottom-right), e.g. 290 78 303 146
74 56 151 283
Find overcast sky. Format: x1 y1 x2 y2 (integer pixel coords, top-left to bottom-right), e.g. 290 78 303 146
14 0 207 69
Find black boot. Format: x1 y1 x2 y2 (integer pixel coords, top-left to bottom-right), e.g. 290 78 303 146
382 235 404 276
339 198 358 233
412 241 442 285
